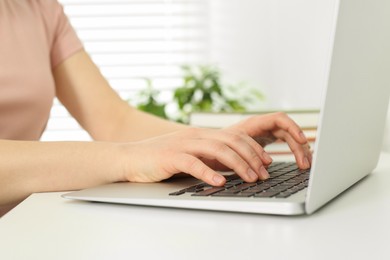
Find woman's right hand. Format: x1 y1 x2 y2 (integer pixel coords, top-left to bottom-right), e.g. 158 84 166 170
117 127 273 187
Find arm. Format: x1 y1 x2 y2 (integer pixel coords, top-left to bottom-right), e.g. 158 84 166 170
0 140 123 209
0 50 311 212
0 128 271 209
53 50 186 142
53 49 312 168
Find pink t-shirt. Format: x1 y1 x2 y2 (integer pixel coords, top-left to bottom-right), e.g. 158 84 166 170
0 0 83 140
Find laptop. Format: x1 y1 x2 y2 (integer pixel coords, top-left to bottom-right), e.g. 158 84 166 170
63 0 390 215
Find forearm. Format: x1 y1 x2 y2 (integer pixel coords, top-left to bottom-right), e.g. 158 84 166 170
106 105 188 142
54 50 187 142
0 139 123 206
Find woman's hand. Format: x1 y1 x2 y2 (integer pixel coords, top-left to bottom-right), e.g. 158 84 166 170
119 127 273 187
227 112 312 169
118 113 311 187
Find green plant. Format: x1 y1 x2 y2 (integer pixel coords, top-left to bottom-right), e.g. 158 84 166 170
134 78 168 119
132 65 264 124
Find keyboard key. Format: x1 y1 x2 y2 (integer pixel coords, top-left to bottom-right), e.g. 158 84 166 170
211 193 253 198
191 187 225 196
169 190 186 196
275 192 293 198
233 183 257 190
254 190 281 198
241 190 260 196
255 183 274 190
225 174 240 181
228 179 245 185
169 162 311 199
212 192 253 197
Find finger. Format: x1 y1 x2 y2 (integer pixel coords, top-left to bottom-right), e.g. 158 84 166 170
183 139 264 182
198 130 272 177
253 136 277 147
200 157 230 171
257 113 309 146
244 112 308 145
265 113 311 168
273 129 311 169
172 153 226 186
305 142 313 164
273 113 308 144
227 130 274 166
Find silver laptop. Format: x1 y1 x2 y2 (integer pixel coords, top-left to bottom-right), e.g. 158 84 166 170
63 0 390 215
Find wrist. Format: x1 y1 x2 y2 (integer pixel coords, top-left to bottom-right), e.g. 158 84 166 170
109 143 131 183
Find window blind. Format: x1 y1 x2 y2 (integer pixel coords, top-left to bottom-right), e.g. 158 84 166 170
41 0 209 141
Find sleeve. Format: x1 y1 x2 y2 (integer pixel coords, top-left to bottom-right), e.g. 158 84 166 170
48 1 84 68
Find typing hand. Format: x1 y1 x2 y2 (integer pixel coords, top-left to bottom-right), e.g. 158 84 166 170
118 112 311 187
227 112 312 170
118 127 273 187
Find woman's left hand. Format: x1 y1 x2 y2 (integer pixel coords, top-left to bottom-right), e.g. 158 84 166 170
227 112 312 170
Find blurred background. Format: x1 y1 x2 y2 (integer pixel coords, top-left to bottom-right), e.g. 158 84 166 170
41 0 390 152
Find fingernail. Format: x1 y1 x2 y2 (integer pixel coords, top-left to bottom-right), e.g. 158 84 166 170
247 168 258 181
303 157 310 168
213 175 225 185
260 166 270 179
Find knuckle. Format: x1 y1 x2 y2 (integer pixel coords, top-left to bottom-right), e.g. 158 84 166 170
239 165 253 180
184 157 210 180
248 148 259 158
237 131 249 139
289 145 299 154
250 152 262 165
274 112 290 124
224 130 249 145
229 133 242 143
232 157 250 174
198 165 210 180
229 128 246 135
212 142 229 154
274 111 287 118
186 157 201 172
185 127 201 137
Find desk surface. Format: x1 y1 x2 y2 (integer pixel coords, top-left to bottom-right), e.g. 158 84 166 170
1 153 390 260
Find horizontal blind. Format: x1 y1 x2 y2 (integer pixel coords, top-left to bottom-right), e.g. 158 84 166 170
42 0 209 141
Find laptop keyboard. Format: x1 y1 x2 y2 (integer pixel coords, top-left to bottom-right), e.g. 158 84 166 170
169 162 310 198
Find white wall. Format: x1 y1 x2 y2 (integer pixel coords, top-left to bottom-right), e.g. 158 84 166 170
208 0 390 151
208 0 337 110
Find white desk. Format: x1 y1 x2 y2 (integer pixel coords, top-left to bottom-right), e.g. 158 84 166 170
1 153 390 260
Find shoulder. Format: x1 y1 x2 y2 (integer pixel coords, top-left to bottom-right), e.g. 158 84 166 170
30 0 73 43
32 0 65 19
25 0 70 48
33 0 63 9
33 0 84 68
